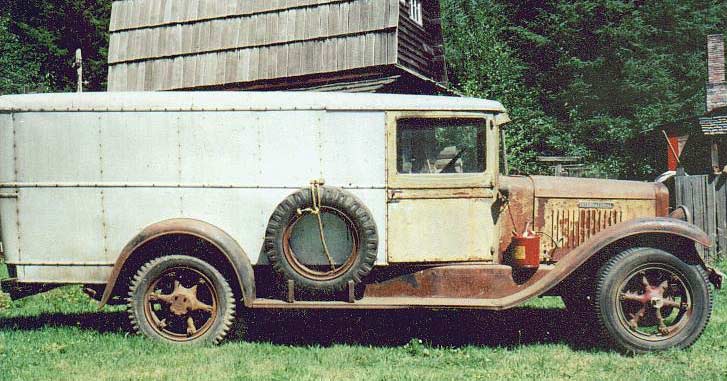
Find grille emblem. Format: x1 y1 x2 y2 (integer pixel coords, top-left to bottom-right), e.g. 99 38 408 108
578 201 614 209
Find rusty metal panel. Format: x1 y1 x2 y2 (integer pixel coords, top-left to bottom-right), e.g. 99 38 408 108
537 198 655 259
387 198 495 262
364 264 550 299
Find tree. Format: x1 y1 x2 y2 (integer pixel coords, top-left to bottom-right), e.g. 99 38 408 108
0 0 110 93
497 0 727 178
0 16 51 95
441 0 559 175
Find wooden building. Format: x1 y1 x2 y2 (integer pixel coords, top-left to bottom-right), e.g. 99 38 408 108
107 0 450 94
655 35 727 261
660 35 727 175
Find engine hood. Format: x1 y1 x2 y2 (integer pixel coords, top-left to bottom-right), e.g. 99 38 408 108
496 175 669 260
529 175 659 200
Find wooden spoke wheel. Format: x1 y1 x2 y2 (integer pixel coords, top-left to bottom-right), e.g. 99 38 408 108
615 265 692 341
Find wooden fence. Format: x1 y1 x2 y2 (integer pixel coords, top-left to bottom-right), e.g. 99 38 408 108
674 174 726 262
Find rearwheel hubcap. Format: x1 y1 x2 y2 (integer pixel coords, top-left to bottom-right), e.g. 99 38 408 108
144 266 218 342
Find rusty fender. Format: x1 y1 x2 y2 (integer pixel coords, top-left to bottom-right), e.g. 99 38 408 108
98 218 255 308
495 217 714 310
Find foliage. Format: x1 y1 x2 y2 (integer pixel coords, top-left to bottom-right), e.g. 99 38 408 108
0 0 110 94
442 0 727 179
441 0 558 175
0 16 51 95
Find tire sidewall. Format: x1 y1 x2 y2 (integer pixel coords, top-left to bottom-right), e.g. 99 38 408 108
596 248 711 353
265 186 378 293
129 255 234 345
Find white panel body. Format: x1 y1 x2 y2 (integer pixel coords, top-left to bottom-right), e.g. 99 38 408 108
0 92 506 284
15 112 102 183
0 112 19 265
100 112 180 183
1 106 388 283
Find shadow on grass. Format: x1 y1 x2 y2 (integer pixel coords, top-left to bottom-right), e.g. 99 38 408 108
242 307 599 350
0 311 129 334
0 307 599 350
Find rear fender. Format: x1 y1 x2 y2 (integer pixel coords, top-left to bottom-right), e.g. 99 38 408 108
99 218 255 308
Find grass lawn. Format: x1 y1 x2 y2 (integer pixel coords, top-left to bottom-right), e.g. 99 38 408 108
1 262 726 381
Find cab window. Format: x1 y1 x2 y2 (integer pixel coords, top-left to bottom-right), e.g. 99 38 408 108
396 118 485 174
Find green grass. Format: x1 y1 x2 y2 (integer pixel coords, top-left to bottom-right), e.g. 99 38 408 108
1 263 727 381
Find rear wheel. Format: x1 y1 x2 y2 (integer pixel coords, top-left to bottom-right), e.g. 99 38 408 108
127 255 236 345
595 247 712 353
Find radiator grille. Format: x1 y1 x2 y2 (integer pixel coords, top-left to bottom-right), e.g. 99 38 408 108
546 208 623 250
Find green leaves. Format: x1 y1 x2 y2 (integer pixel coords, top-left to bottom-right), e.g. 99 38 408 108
443 0 727 179
0 1 111 94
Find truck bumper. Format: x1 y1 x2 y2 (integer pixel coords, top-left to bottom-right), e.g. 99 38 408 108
708 267 725 289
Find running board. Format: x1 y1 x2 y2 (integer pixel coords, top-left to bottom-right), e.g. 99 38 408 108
251 296 519 310
250 264 555 310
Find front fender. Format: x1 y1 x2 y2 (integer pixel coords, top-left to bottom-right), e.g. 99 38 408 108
460 218 714 310
99 218 256 308
547 217 714 291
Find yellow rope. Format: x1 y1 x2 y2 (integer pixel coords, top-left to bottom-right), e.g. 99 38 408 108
296 180 335 270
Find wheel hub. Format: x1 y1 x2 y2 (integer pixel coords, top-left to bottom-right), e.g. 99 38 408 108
145 269 217 341
617 267 692 341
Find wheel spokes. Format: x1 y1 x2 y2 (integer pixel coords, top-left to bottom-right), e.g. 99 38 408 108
617 266 692 340
620 291 646 303
144 268 218 340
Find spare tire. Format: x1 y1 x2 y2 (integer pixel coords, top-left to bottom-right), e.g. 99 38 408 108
264 186 378 294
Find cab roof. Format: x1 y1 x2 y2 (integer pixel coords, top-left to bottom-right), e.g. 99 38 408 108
0 91 506 114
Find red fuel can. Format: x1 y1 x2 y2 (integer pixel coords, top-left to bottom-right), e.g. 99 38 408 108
510 225 541 269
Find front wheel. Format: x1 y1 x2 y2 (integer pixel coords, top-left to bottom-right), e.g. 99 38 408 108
595 247 712 353
127 255 236 345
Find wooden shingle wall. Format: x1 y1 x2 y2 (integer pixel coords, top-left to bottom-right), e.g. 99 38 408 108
397 0 445 82
108 0 400 91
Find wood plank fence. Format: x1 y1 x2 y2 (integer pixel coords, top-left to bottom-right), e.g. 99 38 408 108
674 174 726 263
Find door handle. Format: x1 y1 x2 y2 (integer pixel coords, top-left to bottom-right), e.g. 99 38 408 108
388 189 403 201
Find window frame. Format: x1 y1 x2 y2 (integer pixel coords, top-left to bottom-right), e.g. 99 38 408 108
386 111 497 189
408 0 423 26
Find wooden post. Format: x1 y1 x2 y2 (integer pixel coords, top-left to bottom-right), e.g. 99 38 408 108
74 49 83 93
711 138 720 174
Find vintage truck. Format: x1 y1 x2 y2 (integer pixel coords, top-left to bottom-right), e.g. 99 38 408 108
0 91 722 352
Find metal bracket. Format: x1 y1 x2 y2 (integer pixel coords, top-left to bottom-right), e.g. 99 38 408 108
286 279 295 303
347 280 355 303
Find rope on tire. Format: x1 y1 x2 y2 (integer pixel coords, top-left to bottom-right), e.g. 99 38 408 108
296 179 335 269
